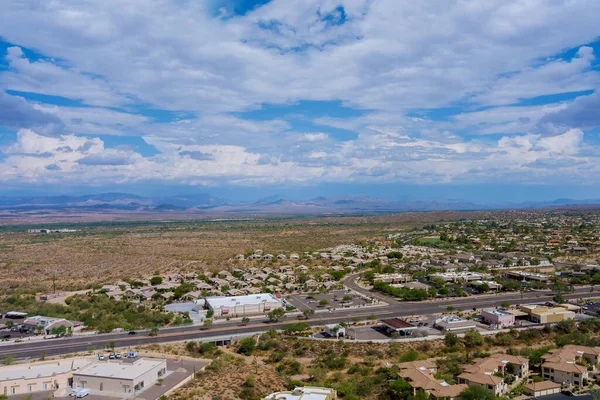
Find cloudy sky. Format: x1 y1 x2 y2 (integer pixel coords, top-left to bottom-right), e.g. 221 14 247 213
0 0 599 202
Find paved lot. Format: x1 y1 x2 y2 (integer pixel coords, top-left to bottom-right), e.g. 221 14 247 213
287 290 370 311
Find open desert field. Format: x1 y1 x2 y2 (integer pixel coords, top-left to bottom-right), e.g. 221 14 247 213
0 213 427 293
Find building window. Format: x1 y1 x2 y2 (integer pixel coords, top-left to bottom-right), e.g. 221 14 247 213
11 388 16 395
27 385 33 393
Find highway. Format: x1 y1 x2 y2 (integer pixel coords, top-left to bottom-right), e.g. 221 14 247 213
0 279 596 361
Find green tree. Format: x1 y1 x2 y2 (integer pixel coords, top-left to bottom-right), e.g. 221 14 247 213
202 319 213 329
501 301 510 308
2 355 14 365
150 276 163 285
149 327 159 336
302 309 315 319
241 317 250 326
237 337 257 356
463 330 483 348
318 299 329 307
206 309 214 319
460 385 496 400
553 293 565 304
412 390 430 400
267 308 286 322
444 333 460 347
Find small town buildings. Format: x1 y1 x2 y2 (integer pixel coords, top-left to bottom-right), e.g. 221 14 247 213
457 372 506 396
397 361 468 400
481 309 515 328
324 324 345 338
264 386 337 400
73 358 167 397
540 345 600 387
23 316 75 335
519 304 575 324
434 316 477 332
379 318 418 336
373 273 411 284
201 293 283 317
525 381 562 397
0 358 93 396
506 271 550 282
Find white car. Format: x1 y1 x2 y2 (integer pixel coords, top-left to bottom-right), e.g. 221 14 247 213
98 354 105 360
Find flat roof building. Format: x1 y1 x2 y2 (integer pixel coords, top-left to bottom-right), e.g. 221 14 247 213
73 358 167 397
264 386 337 400
0 358 93 397
434 316 477 332
481 309 515 328
506 271 550 282
379 318 418 336
519 304 575 324
201 293 283 317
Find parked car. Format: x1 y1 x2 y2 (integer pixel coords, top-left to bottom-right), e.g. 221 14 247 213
75 388 90 398
109 353 115 359
126 351 137 358
115 352 121 359
98 354 105 360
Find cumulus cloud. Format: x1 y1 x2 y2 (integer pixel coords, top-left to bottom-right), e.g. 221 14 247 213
0 91 65 135
0 1 600 188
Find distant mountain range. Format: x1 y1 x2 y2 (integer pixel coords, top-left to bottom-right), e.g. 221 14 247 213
0 192 599 214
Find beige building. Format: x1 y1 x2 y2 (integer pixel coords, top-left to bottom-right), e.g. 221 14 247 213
457 372 506 396
73 358 167 397
0 358 93 397
519 304 575 324
525 381 562 397
397 361 468 400
541 345 600 387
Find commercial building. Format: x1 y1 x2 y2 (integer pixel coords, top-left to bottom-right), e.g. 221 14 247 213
505 271 550 282
73 358 167 397
23 316 75 334
379 318 418 336
0 358 93 397
323 324 345 338
519 305 575 324
201 293 283 317
373 273 411 284
434 316 477 332
264 386 337 400
481 309 515 328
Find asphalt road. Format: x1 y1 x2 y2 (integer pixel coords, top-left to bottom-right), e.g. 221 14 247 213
0 280 594 361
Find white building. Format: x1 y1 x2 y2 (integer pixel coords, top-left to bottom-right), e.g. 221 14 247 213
265 387 337 400
0 358 93 397
201 293 283 317
73 358 167 397
434 316 477 332
324 324 345 338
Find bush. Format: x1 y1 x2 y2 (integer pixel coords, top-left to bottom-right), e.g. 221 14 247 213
237 337 257 356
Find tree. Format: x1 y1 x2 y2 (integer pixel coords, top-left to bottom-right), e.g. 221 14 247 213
463 330 483 348
318 299 329 307
206 309 214 319
342 295 353 303
554 293 565 304
412 390 429 400
50 325 67 336
267 308 286 322
106 341 115 351
202 319 213 329
150 276 163 286
302 309 315 319
149 327 159 336
237 337 256 356
2 355 14 365
589 389 600 400
501 301 510 308
444 333 460 347
241 317 250 326
460 385 496 400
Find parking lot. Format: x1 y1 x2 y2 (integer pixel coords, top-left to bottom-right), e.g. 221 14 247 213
581 300 600 315
287 290 371 311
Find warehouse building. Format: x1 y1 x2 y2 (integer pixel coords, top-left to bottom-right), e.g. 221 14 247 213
72 358 167 397
201 293 283 317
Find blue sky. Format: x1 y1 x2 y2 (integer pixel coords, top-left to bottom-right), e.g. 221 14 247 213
1 1 600 203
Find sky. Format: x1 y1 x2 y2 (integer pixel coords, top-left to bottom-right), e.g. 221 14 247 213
0 0 600 202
